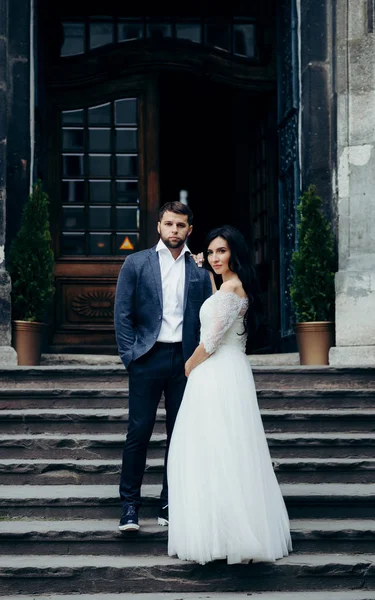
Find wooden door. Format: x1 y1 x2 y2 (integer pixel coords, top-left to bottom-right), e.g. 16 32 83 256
47 78 160 352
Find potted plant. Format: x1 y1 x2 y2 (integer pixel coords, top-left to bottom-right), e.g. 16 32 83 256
8 180 55 365
290 185 337 365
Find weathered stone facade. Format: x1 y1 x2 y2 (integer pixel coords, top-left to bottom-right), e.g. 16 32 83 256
0 0 17 366
330 0 375 365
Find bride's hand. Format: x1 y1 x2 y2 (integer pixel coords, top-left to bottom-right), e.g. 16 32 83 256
185 358 194 377
191 252 204 267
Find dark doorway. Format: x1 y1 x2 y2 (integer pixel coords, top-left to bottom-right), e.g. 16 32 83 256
159 72 280 349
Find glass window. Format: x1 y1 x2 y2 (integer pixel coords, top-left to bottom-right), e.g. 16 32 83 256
89 233 112 255
63 155 84 177
116 155 138 177
89 180 111 203
88 103 111 126
116 233 139 255
176 23 201 43
62 206 85 230
116 180 139 203
234 24 255 58
118 20 144 42
88 206 111 230
116 129 138 152
146 23 173 39
89 154 111 177
61 22 85 57
116 207 139 230
205 24 230 51
90 22 114 49
62 180 85 203
63 129 84 152
89 128 111 152
62 109 84 126
115 99 137 126
61 233 85 255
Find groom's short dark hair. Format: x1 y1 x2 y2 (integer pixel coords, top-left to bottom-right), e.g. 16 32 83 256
158 202 193 225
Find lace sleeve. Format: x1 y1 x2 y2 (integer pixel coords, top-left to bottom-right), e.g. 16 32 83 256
201 291 246 355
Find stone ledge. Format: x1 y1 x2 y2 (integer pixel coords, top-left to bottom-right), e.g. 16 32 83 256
0 346 17 367
330 346 375 367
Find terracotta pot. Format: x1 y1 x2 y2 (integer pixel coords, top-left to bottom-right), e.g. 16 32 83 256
294 321 335 366
12 320 45 366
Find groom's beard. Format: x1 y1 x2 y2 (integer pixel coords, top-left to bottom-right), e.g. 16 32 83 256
160 235 187 249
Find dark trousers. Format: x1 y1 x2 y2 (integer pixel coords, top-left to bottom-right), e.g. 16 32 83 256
119 342 187 508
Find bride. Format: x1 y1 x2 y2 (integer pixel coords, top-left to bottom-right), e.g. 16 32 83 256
167 225 292 565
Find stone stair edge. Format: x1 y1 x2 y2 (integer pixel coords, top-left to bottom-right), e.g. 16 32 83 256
0 517 374 533
1 482 374 500
1 594 375 600
2 365 375 374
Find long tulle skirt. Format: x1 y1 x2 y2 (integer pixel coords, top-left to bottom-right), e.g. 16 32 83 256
167 345 292 565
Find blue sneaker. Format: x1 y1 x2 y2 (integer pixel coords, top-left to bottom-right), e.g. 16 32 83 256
119 504 140 532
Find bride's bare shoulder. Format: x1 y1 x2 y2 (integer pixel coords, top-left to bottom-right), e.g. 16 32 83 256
220 280 246 299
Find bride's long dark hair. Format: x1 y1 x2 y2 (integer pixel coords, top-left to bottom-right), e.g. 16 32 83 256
203 225 264 354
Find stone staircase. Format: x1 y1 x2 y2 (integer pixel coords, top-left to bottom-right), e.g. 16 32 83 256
1 365 375 598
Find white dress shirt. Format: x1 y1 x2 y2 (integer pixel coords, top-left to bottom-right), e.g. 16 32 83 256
156 239 189 343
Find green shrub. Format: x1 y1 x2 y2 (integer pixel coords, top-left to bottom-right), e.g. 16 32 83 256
290 185 337 322
8 180 55 322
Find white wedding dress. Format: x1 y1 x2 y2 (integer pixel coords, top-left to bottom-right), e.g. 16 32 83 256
167 289 292 565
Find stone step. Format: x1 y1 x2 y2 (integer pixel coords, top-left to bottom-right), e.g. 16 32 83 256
2 408 375 434
1 457 375 485
2 593 375 600
2 594 375 600
0 553 374 595
1 432 374 460
1 387 375 410
1 366 375 391
0 409 165 435
0 518 374 556
1 484 375 520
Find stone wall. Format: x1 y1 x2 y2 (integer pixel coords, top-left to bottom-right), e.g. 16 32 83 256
330 0 375 365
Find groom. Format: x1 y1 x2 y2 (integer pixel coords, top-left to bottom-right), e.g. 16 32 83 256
114 201 212 531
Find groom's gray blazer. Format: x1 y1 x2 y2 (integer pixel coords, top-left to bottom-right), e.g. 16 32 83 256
114 245 212 368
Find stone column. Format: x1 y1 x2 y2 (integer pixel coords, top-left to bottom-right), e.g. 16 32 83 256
330 0 375 366
0 0 17 365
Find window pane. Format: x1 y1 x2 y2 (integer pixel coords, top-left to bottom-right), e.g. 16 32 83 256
176 23 201 43
89 180 111 203
89 154 111 177
234 24 255 58
88 103 111 126
89 233 112 255
115 99 137 126
116 129 138 152
146 23 172 39
88 206 111 230
116 180 139 203
206 24 230 51
89 128 111 152
118 21 144 42
116 155 138 177
63 128 84 152
62 180 85 203
63 155 84 177
116 233 139 255
116 207 139 230
61 233 85 255
61 22 85 57
62 206 85 230
62 109 84 126
90 22 114 49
